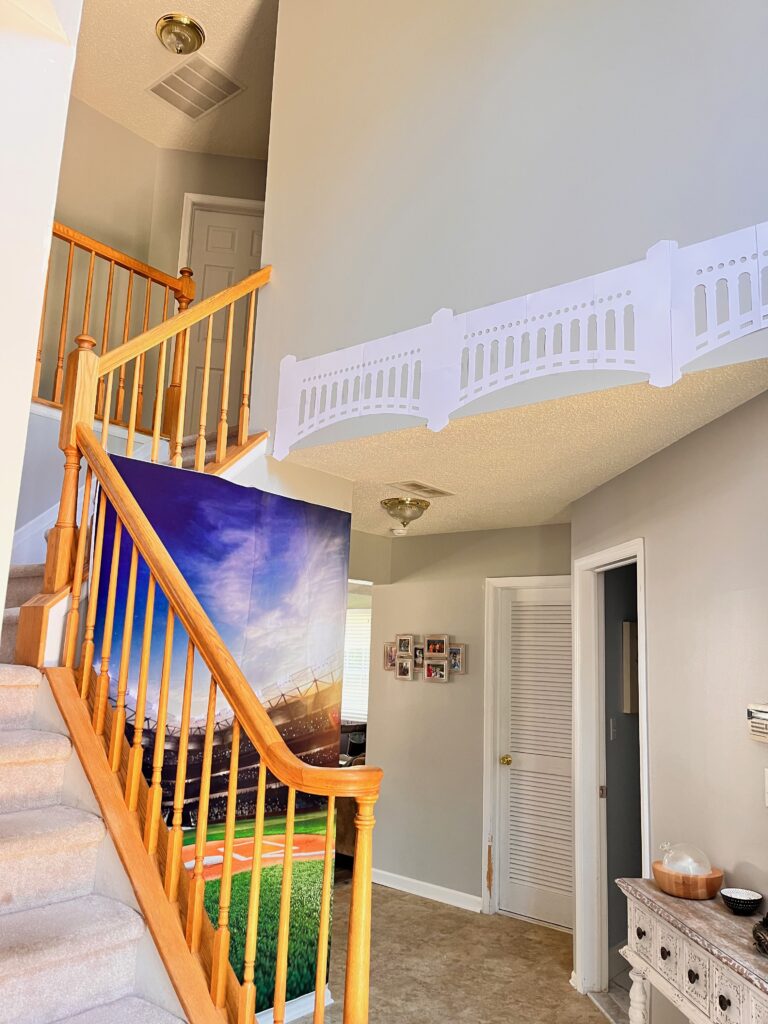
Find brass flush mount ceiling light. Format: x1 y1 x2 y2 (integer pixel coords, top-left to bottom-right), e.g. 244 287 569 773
156 13 206 55
380 497 430 536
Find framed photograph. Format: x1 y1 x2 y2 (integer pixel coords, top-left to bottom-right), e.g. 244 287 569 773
424 634 448 658
396 634 415 657
396 656 414 680
414 645 425 669
383 642 397 671
424 659 447 681
448 643 466 674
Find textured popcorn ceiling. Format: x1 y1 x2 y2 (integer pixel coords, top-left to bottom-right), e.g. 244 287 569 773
286 364 768 536
71 0 277 158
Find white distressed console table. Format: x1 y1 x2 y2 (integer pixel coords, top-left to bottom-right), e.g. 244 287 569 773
617 879 768 1024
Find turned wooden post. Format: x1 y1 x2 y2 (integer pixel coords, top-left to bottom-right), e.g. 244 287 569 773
343 794 378 1024
163 267 194 436
43 335 99 593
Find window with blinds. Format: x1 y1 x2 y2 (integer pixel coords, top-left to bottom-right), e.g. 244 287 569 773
342 603 372 723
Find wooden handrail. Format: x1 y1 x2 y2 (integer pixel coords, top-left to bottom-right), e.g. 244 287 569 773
76 423 382 801
98 265 272 378
52 222 193 297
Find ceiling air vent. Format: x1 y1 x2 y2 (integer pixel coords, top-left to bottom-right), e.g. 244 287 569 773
149 54 243 120
390 480 455 499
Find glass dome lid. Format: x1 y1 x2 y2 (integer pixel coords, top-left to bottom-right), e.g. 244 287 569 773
660 841 712 877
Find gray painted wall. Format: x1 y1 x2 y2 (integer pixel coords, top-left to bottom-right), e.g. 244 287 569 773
572 391 768 1023
366 525 571 896
255 0 768 439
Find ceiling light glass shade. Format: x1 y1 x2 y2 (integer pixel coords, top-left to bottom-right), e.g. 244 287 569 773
380 497 430 529
156 14 205 55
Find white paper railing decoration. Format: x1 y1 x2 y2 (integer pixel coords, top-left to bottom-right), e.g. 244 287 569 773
273 222 768 460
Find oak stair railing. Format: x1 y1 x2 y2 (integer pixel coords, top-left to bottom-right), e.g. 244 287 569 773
29 293 381 1019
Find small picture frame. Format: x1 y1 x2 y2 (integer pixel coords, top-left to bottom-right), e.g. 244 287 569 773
396 634 415 657
448 644 466 674
383 642 397 671
424 634 448 658
414 645 425 670
424 659 447 681
396 656 414 680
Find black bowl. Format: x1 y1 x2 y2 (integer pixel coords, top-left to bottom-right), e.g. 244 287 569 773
721 888 763 916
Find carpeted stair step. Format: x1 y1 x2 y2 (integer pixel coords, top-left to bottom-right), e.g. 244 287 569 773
0 666 41 730
0 894 145 1024
0 805 105 916
57 995 185 1023
6 564 45 609
178 425 239 470
0 729 70 813
1 607 20 665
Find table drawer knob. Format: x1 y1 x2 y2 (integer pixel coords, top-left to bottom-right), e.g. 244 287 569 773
687 969 699 985
636 926 646 940
660 946 671 961
719 994 732 1012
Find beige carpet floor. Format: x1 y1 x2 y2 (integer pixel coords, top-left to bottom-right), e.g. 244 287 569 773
299 881 606 1023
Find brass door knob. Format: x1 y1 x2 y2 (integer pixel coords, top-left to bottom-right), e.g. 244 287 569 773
499 754 512 766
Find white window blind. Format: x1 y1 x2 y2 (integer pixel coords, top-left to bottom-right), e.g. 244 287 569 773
342 605 372 723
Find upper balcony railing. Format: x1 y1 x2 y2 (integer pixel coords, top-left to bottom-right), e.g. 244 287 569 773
273 220 768 459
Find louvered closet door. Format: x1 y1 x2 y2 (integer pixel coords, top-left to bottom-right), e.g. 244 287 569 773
498 586 573 928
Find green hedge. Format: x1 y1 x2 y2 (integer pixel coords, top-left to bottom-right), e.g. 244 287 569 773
204 859 332 1012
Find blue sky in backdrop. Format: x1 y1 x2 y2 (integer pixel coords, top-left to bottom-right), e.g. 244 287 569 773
94 456 351 723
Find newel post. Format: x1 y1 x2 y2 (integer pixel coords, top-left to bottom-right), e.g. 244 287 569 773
342 793 378 1024
163 267 194 435
43 335 99 593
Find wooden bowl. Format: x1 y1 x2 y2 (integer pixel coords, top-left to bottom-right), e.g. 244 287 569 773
652 860 724 900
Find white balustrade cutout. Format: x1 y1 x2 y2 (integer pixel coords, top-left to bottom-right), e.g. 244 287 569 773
273 221 768 460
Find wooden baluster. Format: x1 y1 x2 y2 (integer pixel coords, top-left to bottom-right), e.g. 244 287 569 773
273 786 297 1024
96 260 115 418
164 267 194 437
195 315 214 471
101 370 114 448
165 638 195 902
115 269 134 423
342 796 378 1024
238 760 267 1024
33 250 52 399
63 466 93 668
151 338 168 464
216 302 235 463
52 239 75 403
186 677 217 952
108 543 138 771
82 250 96 335
125 574 155 811
136 277 152 427
171 327 190 467
79 490 107 699
144 607 174 856
238 289 257 445
313 795 336 1024
44 335 99 593
93 517 122 736
125 350 142 457
211 718 241 1006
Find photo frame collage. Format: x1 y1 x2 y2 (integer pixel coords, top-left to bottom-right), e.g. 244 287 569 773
383 634 466 682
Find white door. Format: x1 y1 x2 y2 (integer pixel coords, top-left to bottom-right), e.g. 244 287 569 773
497 584 573 928
184 203 264 435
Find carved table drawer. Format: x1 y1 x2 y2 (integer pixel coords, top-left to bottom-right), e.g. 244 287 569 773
713 964 746 1024
683 941 711 1013
751 993 768 1024
630 902 654 962
654 920 682 988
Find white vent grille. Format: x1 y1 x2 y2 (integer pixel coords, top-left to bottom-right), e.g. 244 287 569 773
389 480 455 499
149 54 243 120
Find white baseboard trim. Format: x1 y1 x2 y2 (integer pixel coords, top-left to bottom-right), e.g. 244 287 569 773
256 985 332 1024
372 868 482 912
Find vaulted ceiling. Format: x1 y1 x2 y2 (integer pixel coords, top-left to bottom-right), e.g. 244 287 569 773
71 0 277 158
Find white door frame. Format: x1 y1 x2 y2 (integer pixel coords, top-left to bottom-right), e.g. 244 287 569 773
571 538 651 995
177 193 266 271
481 574 572 917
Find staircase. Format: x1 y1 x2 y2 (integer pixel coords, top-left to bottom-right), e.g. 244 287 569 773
0 664 183 1023
2 566 44 664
